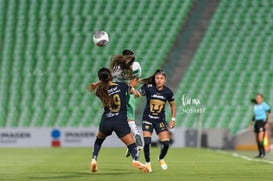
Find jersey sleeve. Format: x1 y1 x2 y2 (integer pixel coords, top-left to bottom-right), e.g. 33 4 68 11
168 89 175 102
139 84 148 96
263 102 271 112
123 82 130 91
117 82 129 92
132 62 141 79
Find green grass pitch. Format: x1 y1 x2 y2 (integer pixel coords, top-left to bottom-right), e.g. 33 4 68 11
1 147 273 181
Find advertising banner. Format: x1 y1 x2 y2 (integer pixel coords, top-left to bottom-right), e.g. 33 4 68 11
0 127 185 148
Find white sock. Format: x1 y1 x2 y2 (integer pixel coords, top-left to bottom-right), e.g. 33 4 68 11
128 121 140 136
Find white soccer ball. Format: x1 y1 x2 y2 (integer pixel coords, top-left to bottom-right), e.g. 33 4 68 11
93 31 109 47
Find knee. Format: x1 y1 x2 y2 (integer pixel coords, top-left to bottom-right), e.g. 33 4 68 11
95 137 104 145
144 137 151 145
161 140 170 148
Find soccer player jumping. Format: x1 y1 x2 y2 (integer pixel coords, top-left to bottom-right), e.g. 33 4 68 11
111 49 143 157
88 50 143 156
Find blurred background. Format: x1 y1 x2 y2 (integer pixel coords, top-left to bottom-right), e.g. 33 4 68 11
0 0 273 150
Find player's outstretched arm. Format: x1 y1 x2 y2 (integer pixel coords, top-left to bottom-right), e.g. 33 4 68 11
265 111 271 129
88 80 101 92
129 78 140 88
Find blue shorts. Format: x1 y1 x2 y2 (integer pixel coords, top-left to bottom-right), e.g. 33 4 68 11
99 116 131 138
142 119 168 135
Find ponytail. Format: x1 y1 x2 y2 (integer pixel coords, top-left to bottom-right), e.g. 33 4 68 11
93 68 113 107
142 69 166 85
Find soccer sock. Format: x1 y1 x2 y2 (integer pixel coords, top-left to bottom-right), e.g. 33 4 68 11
92 137 105 160
259 142 265 155
257 142 262 155
127 143 139 160
128 121 140 136
159 140 170 160
144 137 151 163
257 141 264 155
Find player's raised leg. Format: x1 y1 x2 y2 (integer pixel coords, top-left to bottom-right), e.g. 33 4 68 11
125 94 143 157
129 94 143 147
120 133 149 173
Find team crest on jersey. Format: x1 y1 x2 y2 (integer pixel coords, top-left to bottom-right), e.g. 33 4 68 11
145 125 150 129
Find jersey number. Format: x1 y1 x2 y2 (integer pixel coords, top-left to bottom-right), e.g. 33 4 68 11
109 94 121 113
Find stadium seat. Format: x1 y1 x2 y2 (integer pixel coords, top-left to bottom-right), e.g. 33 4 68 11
0 0 192 128
175 0 273 134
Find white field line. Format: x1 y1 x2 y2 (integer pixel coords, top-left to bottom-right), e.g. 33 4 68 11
217 150 273 165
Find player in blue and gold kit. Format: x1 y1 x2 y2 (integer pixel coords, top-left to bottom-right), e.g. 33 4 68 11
88 67 148 173
111 50 143 156
88 51 143 158
137 69 176 172
249 93 271 158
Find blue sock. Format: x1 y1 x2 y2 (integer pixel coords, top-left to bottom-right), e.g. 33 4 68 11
92 137 104 160
159 140 169 160
127 143 139 160
144 137 151 163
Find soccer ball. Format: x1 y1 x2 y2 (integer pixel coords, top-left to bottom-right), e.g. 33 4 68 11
93 31 109 47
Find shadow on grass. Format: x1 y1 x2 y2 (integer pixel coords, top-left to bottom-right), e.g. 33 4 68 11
29 170 138 180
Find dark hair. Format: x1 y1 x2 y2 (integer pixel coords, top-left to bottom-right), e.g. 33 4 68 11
142 69 167 85
122 49 135 64
250 93 264 104
98 67 112 83
96 68 112 107
122 49 135 56
109 55 134 78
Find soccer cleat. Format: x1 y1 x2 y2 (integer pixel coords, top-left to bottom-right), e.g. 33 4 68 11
159 159 168 170
90 159 98 172
132 160 149 173
145 162 152 173
255 153 266 159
